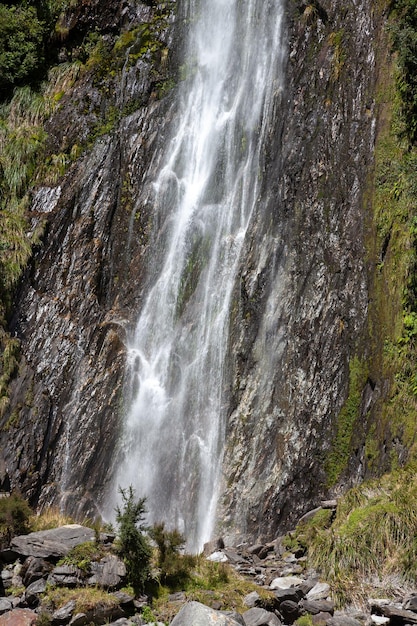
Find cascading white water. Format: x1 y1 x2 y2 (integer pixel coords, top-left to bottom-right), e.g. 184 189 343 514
113 0 285 551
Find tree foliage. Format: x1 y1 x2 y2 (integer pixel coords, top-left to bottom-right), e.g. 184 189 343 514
115 486 152 594
390 0 417 142
0 3 46 94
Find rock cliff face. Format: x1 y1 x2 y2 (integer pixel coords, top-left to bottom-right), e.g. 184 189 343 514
220 0 383 541
0 0 389 541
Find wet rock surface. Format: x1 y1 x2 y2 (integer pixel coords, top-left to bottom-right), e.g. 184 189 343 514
0 0 390 551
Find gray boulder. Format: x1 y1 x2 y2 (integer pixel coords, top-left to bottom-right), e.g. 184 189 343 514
87 555 126 589
21 556 52 586
244 592 261 608
243 608 281 626
278 600 300 624
0 598 13 615
404 596 417 613
47 564 83 587
52 599 77 625
22 578 46 607
327 617 363 626
301 600 335 615
8 525 95 560
170 601 243 626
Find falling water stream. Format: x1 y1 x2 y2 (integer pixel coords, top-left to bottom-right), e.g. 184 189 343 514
113 0 285 551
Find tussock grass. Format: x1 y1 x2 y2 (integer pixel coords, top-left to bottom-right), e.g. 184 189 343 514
30 507 75 531
42 587 120 613
298 469 417 606
152 556 275 622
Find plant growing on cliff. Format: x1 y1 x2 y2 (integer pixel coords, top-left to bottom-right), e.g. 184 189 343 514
0 4 47 97
0 493 32 549
115 486 152 594
299 469 417 605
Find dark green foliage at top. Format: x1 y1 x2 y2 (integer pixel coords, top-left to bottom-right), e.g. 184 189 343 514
0 3 46 95
390 0 417 142
0 492 32 549
115 486 152 594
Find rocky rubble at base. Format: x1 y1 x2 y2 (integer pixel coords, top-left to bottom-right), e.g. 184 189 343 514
0 524 417 626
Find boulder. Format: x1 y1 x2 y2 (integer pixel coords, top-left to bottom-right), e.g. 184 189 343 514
0 609 37 626
301 600 335 615
0 599 13 615
373 605 417 624
203 539 225 555
22 578 46 607
87 555 126 589
404 596 417 613
306 583 330 601
312 612 333 624
21 556 52 586
244 592 261 608
48 564 83 587
7 525 95 560
170 601 243 626
278 600 300 623
243 608 281 626
274 588 304 604
326 616 363 626
52 599 77 625
248 545 266 557
270 577 304 590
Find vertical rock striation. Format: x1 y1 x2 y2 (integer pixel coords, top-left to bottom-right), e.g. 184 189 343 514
0 0 387 542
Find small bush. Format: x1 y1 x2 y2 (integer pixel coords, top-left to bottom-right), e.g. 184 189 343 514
0 493 32 548
115 486 152 594
58 541 104 572
150 522 192 585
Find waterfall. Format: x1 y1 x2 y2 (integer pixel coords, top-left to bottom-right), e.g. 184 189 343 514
112 0 285 551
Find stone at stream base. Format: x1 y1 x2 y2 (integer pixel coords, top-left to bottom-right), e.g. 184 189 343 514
244 592 261 608
242 607 282 626
5 525 96 561
404 596 417 612
52 599 77 625
373 605 417 624
22 578 46 607
0 609 37 626
301 600 335 615
203 539 225 555
326 616 363 626
87 555 127 588
306 583 331 601
170 601 244 626
278 600 300 623
0 601 12 616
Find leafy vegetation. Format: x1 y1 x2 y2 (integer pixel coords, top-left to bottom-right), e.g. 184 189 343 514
58 541 105 572
0 4 46 95
0 493 32 548
115 486 152 594
293 469 417 606
390 0 417 143
326 357 368 485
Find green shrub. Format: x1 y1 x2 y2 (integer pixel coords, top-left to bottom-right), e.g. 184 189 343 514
115 486 152 594
0 4 46 95
150 522 195 587
58 541 104 572
0 493 32 548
